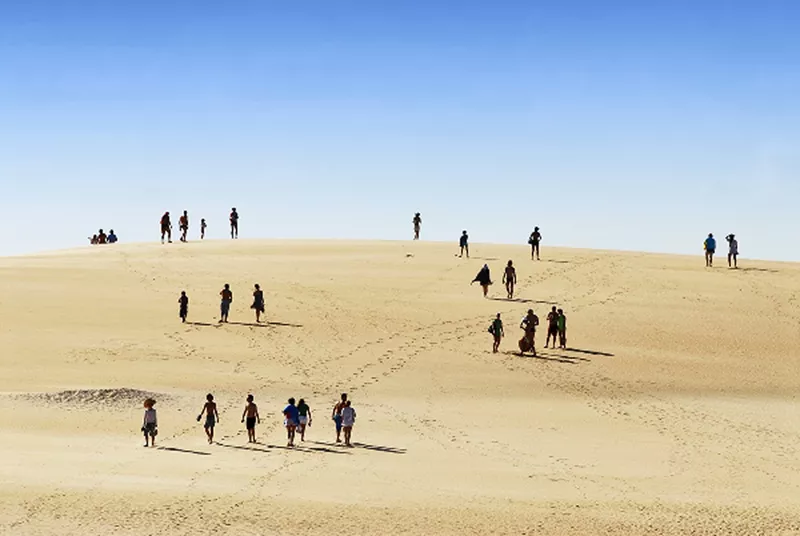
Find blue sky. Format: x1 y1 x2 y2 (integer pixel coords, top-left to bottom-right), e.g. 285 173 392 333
1 1 798 259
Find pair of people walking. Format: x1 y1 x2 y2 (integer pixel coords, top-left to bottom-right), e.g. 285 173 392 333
704 233 739 268
176 284 265 324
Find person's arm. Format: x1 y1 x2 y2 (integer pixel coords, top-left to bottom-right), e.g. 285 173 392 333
214 406 220 422
255 406 260 424
241 406 247 422
143 412 147 427
308 408 313 424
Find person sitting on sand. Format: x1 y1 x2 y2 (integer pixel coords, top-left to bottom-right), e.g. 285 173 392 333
341 400 356 447
251 284 265 323
89 234 98 245
332 393 348 443
489 313 504 353
557 308 567 349
413 213 422 240
520 309 539 356
107 229 118 244
471 264 492 298
545 306 559 349
704 233 716 267
503 260 517 299
726 234 739 269
459 230 469 258
97 229 107 244
178 291 189 323
198 393 219 445
529 227 541 260
219 284 233 323
161 212 172 244
142 398 158 447
284 397 300 447
241 394 260 443
297 398 312 442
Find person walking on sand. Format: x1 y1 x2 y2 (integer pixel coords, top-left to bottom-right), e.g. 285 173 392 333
230 208 239 239
726 234 739 269
413 213 422 240
198 393 219 445
471 264 492 298
142 398 158 447
251 284 265 323
341 400 356 447
557 308 567 349
178 210 189 243
520 309 539 356
178 291 189 323
528 227 542 260
200 218 207 240
283 397 300 447
160 212 172 244
503 260 517 299
332 393 348 443
241 394 260 443
297 398 312 441
545 306 560 349
489 313 504 353
459 230 469 258
219 284 233 323
704 233 716 267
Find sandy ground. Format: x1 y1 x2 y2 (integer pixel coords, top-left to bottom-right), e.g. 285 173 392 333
0 239 799 535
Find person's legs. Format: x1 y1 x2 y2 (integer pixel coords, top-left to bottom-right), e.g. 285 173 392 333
466 245 469 258
335 416 342 442
536 244 540 260
482 284 488 297
344 426 352 446
150 430 156 447
734 254 738 268
143 428 149 447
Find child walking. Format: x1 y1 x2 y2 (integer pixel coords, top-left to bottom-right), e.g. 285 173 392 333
198 394 219 444
142 398 158 447
178 291 189 323
241 394 260 443
341 400 356 447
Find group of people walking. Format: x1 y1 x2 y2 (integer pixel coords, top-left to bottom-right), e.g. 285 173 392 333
489 306 567 356
141 393 357 449
178 283 266 324
159 208 240 243
703 233 740 268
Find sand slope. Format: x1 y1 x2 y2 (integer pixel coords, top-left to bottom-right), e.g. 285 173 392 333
0 240 799 535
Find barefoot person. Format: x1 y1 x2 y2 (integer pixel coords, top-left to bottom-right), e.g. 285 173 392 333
471 264 492 298
200 218 207 240
557 308 567 349
503 260 517 299
251 284 265 323
332 393 348 443
704 233 716 267
297 398 312 442
219 284 233 323
413 213 422 240
726 234 739 269
545 306 559 349
283 397 300 447
459 230 469 258
341 400 356 447
230 208 239 239
107 229 118 244
97 229 107 244
160 212 172 244
198 394 219 445
142 398 158 448
179 210 189 242
519 309 539 356
528 227 542 260
241 394 260 443
489 313 504 353
178 291 189 323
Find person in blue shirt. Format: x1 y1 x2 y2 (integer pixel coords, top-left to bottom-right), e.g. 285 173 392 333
283 397 300 447
107 230 118 244
704 233 717 267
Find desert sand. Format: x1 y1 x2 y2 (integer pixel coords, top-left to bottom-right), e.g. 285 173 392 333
0 240 799 535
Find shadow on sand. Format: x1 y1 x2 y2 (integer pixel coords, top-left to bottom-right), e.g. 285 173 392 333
542 259 570 264
310 440 407 455
490 297 556 305
217 441 348 455
566 347 614 357
157 446 211 456
189 321 303 328
187 322 215 327
737 267 779 274
471 256 499 261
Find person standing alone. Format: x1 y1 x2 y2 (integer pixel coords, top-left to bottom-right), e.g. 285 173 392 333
219 284 233 323
413 213 422 240
529 227 542 260
726 234 739 269
230 208 239 239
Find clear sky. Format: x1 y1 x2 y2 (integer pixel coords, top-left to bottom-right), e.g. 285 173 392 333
1 1 798 259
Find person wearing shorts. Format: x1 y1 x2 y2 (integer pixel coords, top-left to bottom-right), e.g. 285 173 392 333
230 208 239 239
704 233 716 267
332 393 347 443
545 306 559 349
160 212 172 244
198 393 219 445
241 394 260 443
220 284 233 323
557 308 567 349
341 400 356 447
142 398 158 448
726 234 739 269
529 227 541 260
283 398 300 447
489 313 504 353
297 398 312 442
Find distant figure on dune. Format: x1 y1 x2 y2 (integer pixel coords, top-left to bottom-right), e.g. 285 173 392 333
160 212 172 244
200 218 207 240
219 284 233 323
141 398 157 448
413 213 422 240
519 309 539 356
251 284 265 323
557 308 567 349
545 306 559 349
97 229 108 244
503 260 517 299
284 397 300 447
230 208 239 239
472 264 492 298
704 233 716 267
198 393 219 445
341 400 356 447
489 313 504 353
332 393 348 443
297 398 312 441
89 234 98 245
241 394 260 444
529 227 542 260
459 230 469 258
726 234 739 269
178 291 189 323
107 229 118 244
179 210 189 243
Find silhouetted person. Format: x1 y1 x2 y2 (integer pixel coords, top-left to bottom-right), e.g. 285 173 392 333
459 230 469 258
490 313 504 353
160 212 172 244
251 284 265 323
179 210 189 242
178 291 189 323
520 309 539 356
230 208 239 239
219 283 233 323
704 233 716 267
529 227 541 260
472 264 492 298
200 218 207 240
107 229 118 244
413 213 422 240
726 234 739 269
545 306 559 349
503 260 517 299
97 229 107 244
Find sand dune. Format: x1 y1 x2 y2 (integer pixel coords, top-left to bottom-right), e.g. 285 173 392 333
1 240 799 535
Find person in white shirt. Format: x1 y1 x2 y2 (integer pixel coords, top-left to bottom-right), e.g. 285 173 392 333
341 400 356 447
726 234 739 269
142 398 158 448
